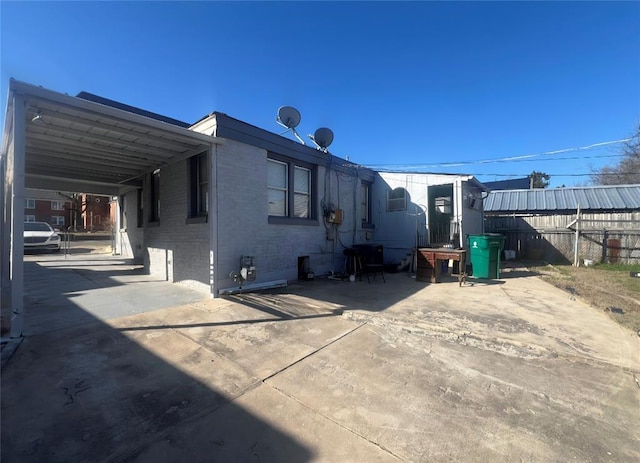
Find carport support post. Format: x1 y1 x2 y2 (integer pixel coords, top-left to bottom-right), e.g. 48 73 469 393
208 144 219 298
9 93 25 338
1 146 10 334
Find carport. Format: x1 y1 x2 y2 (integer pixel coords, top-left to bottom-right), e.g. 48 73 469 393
1 79 221 338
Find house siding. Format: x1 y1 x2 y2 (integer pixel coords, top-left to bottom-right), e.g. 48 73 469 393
143 159 211 293
214 139 358 291
117 189 144 261
374 172 486 264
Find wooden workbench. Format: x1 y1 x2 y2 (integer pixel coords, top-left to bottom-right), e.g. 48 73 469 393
416 248 467 286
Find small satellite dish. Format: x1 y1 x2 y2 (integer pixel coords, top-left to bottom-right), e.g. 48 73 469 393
276 106 301 129
309 127 334 152
276 106 305 145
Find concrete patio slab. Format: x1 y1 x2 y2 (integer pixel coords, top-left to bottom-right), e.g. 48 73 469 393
2 257 639 462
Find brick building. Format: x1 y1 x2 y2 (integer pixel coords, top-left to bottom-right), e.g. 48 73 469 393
23 189 71 228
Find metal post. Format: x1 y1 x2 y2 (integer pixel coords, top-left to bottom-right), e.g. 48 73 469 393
9 93 26 338
573 205 580 267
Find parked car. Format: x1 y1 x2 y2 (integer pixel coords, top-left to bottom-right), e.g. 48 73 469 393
24 222 61 253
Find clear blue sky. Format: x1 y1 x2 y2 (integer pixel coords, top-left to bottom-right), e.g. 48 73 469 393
2 1 639 187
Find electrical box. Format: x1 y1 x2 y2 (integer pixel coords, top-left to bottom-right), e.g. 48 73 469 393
327 208 343 225
240 255 256 282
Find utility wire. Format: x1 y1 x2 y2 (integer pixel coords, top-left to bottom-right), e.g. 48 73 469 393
364 138 631 170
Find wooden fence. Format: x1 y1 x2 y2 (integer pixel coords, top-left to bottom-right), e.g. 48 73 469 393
485 211 640 265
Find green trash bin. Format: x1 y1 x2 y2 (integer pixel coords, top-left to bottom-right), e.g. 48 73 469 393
467 234 506 279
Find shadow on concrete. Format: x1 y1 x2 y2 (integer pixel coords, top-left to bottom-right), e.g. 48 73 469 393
2 258 313 462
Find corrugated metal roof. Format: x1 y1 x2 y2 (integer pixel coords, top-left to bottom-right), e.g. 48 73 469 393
484 185 640 212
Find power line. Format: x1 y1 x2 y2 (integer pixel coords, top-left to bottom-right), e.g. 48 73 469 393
364 138 631 170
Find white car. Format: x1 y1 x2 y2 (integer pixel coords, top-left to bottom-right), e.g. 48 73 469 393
24 222 61 253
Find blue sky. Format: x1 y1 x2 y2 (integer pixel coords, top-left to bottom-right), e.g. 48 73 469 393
1 1 638 187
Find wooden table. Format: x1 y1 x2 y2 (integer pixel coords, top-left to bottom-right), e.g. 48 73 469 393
416 248 467 286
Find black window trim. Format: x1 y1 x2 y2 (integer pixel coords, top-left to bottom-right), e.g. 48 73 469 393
187 152 209 224
148 169 160 225
361 181 375 229
267 153 318 225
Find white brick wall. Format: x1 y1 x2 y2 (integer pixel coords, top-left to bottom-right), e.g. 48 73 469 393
142 158 211 293
117 189 144 260
121 139 369 296
215 140 360 291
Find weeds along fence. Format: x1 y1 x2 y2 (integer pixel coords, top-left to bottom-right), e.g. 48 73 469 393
485 211 640 265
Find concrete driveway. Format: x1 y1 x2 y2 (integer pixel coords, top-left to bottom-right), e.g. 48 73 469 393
1 258 639 462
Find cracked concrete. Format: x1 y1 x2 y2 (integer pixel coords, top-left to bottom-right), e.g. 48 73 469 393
1 255 639 462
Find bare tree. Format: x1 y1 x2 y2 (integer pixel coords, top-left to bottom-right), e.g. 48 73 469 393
591 124 640 185
57 192 87 231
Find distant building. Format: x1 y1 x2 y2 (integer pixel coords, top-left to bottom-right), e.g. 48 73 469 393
483 177 531 191
23 189 71 227
80 194 112 231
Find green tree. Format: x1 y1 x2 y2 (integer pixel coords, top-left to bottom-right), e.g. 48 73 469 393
591 124 640 185
529 171 550 189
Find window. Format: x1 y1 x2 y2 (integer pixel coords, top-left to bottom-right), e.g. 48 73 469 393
267 157 314 222
51 200 65 210
137 189 144 228
361 182 373 227
435 196 452 214
149 170 160 223
293 166 311 218
25 199 35 209
119 194 127 229
51 216 65 226
268 159 288 216
188 153 208 220
25 215 35 222
387 188 407 212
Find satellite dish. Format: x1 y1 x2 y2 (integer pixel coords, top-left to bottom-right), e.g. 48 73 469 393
309 127 334 152
276 106 301 129
276 106 305 145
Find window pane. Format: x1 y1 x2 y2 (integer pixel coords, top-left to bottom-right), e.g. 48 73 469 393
199 153 208 182
268 189 287 216
200 184 208 213
267 160 287 188
361 184 369 222
294 167 310 193
293 193 309 218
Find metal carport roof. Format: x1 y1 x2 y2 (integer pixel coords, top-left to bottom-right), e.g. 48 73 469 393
484 185 640 213
2 79 220 196
1 79 222 339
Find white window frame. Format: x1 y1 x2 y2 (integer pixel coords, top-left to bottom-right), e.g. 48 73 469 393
51 216 65 226
51 200 65 211
25 215 36 222
267 159 289 217
25 198 35 209
267 156 316 223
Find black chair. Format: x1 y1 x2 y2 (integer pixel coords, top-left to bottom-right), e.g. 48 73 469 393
352 244 385 284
